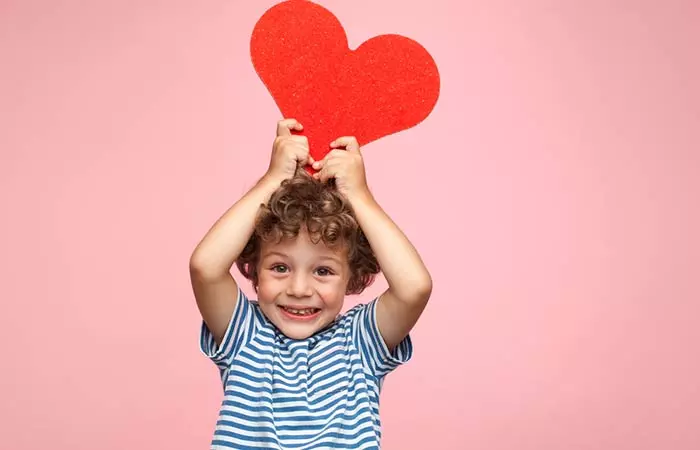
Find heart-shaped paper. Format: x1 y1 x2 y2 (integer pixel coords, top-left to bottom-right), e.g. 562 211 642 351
250 0 440 168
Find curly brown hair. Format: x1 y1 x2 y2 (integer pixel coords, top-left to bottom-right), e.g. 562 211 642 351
236 168 380 295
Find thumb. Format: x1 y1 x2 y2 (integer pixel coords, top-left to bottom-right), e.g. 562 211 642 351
277 118 303 137
331 136 361 153
346 141 361 154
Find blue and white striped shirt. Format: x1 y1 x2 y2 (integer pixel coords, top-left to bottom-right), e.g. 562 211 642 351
200 287 413 449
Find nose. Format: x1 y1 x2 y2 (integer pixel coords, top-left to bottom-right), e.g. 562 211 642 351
286 272 313 298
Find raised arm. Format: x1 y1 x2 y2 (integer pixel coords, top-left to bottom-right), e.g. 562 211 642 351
313 137 432 352
189 119 313 345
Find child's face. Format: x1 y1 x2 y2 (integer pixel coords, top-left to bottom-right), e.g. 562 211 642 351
255 228 350 340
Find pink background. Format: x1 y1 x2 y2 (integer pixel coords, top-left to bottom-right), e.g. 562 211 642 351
2 0 699 449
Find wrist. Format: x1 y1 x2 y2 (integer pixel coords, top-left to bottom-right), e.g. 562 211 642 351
345 186 375 209
258 173 285 190
249 174 284 203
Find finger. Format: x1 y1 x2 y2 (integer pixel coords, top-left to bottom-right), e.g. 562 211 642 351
278 135 308 158
287 135 309 145
312 156 329 174
315 163 336 183
291 137 311 164
320 167 335 184
326 149 348 160
314 149 341 167
293 146 310 165
330 136 360 153
301 153 315 167
313 150 341 170
276 118 303 136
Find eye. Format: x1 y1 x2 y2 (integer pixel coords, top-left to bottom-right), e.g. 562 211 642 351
315 266 335 276
270 264 288 273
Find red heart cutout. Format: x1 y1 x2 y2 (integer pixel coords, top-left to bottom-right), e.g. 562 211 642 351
250 0 440 170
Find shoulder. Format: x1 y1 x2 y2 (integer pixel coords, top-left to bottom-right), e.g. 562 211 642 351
237 289 270 323
346 298 378 317
333 299 378 332
345 299 376 315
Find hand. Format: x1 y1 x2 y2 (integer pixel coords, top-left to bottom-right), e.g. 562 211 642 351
312 136 370 200
264 118 314 184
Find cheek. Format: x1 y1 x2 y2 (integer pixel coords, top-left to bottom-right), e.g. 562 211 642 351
256 274 282 302
317 279 348 308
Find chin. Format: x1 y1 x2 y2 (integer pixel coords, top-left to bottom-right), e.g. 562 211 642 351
271 309 337 340
275 318 331 340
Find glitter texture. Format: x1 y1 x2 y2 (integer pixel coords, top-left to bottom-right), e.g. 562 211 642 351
250 0 441 168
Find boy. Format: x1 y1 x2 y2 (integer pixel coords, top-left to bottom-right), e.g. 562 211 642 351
190 118 432 449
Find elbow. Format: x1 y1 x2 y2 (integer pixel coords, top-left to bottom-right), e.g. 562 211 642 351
415 273 433 301
189 251 206 273
189 251 227 280
394 272 432 305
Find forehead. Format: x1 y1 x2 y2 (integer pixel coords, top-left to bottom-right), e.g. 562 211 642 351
260 230 348 259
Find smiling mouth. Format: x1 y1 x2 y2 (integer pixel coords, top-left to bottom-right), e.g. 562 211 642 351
278 305 321 317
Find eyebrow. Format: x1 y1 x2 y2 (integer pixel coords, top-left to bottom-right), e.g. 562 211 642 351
317 255 343 265
260 252 343 265
261 251 288 260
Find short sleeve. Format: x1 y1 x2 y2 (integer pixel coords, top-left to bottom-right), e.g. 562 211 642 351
350 298 413 380
199 286 258 370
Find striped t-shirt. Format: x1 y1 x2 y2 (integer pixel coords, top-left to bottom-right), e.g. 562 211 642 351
199 287 413 449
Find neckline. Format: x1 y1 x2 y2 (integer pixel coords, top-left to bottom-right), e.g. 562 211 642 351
271 316 340 347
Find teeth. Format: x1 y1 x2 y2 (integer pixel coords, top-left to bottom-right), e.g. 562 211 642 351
283 307 318 316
